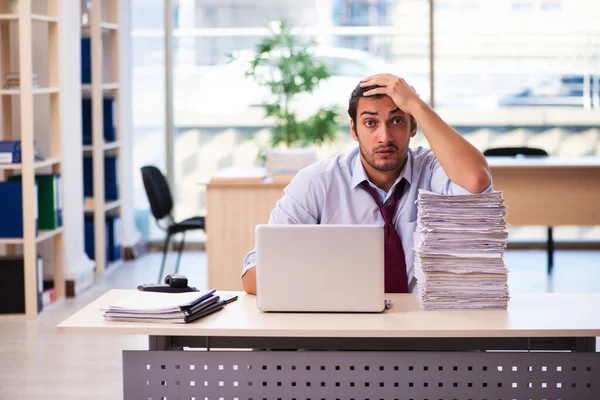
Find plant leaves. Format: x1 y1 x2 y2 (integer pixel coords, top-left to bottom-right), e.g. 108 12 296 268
244 20 341 147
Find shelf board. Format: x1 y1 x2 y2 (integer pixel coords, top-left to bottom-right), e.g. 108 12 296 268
84 200 121 213
104 141 121 150
102 83 120 90
35 157 62 169
31 14 59 23
34 87 60 94
0 87 60 96
100 22 119 30
36 228 64 243
0 14 58 22
0 227 64 245
105 200 121 211
82 22 119 31
81 83 120 91
0 297 64 319
0 314 27 321
82 142 121 152
0 157 61 171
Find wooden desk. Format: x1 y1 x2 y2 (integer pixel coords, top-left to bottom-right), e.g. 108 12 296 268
487 157 600 226
205 157 600 291
58 290 600 338
58 290 600 399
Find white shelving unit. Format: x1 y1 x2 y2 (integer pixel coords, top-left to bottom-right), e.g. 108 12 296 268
82 0 121 275
0 0 64 318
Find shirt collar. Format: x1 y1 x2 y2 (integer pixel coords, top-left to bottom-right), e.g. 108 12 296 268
351 147 413 191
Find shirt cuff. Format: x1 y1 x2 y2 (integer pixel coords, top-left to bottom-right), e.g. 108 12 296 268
241 263 255 278
242 249 257 278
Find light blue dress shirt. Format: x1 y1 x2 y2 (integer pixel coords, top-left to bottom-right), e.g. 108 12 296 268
243 146 493 292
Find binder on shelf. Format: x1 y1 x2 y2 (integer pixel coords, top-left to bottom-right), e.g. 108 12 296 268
83 155 119 201
0 141 22 163
104 155 118 200
8 174 62 230
0 182 38 238
81 98 92 145
81 38 91 84
0 256 43 314
82 98 117 145
84 215 109 264
0 140 45 164
104 98 117 142
106 213 121 262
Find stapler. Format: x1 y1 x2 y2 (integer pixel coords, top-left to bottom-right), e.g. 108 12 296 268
137 274 199 293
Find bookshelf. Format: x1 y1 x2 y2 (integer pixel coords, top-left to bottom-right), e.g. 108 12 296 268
0 0 64 318
81 0 122 275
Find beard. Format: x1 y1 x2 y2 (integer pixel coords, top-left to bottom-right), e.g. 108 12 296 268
358 140 406 172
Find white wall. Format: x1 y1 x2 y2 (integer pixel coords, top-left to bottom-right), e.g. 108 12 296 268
119 0 142 248
56 0 139 280
59 0 95 280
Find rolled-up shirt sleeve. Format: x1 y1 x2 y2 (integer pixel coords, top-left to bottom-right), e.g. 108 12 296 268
429 158 493 195
241 167 321 277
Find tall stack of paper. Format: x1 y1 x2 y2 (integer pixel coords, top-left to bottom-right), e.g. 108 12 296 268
413 189 509 310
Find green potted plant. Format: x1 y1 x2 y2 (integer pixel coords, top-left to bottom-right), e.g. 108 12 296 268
242 20 340 174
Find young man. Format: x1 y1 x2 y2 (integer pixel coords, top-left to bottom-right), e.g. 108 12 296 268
241 74 492 294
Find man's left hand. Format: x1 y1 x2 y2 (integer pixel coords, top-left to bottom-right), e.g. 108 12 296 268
360 74 423 115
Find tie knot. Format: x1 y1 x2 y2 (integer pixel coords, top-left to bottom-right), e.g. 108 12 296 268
361 179 406 225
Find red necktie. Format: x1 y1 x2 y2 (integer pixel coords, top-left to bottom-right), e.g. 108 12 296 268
361 180 409 293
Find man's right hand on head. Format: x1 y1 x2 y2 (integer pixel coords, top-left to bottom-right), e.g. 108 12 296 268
359 74 424 116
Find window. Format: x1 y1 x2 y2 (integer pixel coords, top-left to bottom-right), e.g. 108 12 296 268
435 0 600 242
512 1 534 11
541 0 561 11
131 0 166 240
170 0 428 225
133 0 600 244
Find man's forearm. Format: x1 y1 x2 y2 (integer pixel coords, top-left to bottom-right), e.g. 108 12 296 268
411 102 491 193
242 266 257 294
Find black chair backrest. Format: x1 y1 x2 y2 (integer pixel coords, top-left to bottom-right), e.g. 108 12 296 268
483 147 548 157
141 165 173 221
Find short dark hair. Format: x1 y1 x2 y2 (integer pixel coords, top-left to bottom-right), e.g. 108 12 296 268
348 82 416 130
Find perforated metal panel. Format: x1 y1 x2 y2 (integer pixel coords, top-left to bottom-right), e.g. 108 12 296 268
123 350 600 400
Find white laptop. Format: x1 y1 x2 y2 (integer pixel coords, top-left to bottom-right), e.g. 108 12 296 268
255 224 385 312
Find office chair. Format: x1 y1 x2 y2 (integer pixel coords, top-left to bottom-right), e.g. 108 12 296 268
141 165 206 283
483 146 554 274
484 146 548 157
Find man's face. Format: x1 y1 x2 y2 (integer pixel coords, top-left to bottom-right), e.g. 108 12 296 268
350 95 417 174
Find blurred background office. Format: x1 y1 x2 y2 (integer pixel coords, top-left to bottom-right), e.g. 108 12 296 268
131 0 600 247
1 2 598 398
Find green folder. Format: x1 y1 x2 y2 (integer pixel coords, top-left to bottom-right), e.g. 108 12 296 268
9 174 62 230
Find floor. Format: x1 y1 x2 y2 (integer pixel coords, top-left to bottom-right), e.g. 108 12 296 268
0 249 599 399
